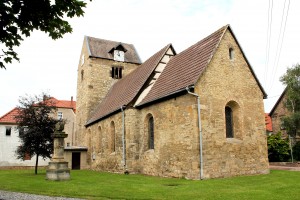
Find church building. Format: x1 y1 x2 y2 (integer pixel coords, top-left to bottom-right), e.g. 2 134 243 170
75 25 269 179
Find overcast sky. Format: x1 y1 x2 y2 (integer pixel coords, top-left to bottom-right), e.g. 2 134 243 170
1 0 299 116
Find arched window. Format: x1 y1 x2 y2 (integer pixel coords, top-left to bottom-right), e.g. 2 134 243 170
98 126 102 153
229 48 234 60
148 116 154 149
225 106 234 138
110 121 115 152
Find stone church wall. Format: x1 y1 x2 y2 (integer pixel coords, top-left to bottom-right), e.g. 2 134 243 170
75 29 269 179
195 29 269 178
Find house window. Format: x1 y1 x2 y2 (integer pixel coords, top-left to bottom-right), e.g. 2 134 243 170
229 48 234 60
57 112 63 121
110 121 116 152
148 116 154 149
24 151 31 160
6 126 11 136
111 66 123 79
225 106 234 138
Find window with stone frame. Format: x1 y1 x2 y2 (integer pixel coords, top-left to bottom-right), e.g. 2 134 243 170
111 66 123 79
148 116 154 149
225 106 234 138
5 126 11 136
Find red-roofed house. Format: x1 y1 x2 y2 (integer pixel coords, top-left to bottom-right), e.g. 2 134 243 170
0 97 76 167
265 113 273 133
75 25 269 179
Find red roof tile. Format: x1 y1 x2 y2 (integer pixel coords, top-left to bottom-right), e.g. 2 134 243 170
86 44 171 125
265 113 273 132
46 97 76 111
0 98 76 124
0 107 20 124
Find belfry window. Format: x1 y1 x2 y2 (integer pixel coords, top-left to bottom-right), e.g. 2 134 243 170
225 106 234 138
148 116 154 149
111 66 123 79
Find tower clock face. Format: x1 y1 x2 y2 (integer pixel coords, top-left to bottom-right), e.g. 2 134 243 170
114 50 124 62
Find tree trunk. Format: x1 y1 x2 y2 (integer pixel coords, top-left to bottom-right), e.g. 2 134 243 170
35 154 39 175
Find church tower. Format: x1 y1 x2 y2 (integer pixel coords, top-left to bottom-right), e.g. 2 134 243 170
75 36 141 146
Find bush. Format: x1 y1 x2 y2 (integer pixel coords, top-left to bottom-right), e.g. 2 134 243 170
267 132 290 162
293 141 300 161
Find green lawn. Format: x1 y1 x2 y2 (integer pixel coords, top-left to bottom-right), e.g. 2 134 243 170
0 169 299 200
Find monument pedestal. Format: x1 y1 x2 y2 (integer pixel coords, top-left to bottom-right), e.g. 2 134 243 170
46 127 70 181
46 161 70 180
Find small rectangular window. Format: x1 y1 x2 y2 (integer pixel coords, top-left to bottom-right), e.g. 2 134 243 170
6 127 11 136
57 112 63 120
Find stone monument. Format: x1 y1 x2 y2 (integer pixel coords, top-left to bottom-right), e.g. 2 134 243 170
46 121 70 181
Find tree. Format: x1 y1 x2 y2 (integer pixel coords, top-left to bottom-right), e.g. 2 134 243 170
267 132 290 162
0 0 89 69
280 64 300 137
15 93 60 174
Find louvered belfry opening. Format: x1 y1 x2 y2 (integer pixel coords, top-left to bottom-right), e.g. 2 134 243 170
225 106 234 138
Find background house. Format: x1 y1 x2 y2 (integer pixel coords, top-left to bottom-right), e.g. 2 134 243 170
0 97 76 167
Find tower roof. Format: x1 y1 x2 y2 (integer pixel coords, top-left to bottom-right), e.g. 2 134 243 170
86 36 142 64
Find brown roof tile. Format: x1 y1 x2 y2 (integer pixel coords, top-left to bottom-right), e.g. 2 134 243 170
137 25 227 106
86 44 171 125
86 36 142 64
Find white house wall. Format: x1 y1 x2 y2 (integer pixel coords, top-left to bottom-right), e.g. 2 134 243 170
0 125 49 166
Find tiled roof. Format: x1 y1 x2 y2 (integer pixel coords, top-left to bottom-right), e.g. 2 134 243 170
86 24 267 126
0 107 20 124
86 44 171 125
265 113 273 132
47 97 76 111
137 25 227 106
0 98 76 124
86 36 142 64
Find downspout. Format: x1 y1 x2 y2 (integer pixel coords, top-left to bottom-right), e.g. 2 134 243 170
120 106 127 173
186 86 203 180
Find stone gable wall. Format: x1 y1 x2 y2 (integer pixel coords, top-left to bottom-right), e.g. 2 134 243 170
270 94 289 135
195 29 269 178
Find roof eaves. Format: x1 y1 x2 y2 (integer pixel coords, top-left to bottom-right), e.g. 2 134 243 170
136 85 192 108
85 107 122 127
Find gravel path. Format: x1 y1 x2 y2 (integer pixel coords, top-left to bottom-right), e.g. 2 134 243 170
0 190 84 200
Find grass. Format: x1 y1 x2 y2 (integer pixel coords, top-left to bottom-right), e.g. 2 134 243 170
0 169 299 200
